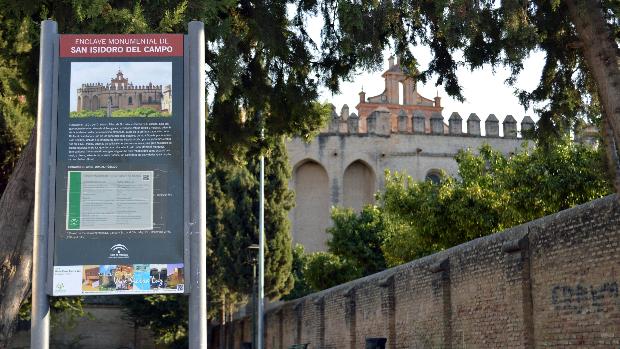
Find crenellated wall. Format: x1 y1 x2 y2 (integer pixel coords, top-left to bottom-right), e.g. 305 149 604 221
215 194 620 348
328 105 534 138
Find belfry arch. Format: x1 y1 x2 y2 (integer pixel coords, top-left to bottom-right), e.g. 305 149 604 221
292 159 330 253
343 160 375 211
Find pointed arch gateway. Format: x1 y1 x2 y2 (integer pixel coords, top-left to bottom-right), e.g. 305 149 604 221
292 159 330 253
343 160 375 211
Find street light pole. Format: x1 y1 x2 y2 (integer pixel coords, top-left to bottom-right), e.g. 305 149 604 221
257 116 265 349
249 244 259 349
252 258 257 348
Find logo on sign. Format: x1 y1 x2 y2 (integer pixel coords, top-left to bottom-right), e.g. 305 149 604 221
109 244 129 259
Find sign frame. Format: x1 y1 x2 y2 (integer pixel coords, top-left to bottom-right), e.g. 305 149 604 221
45 34 191 296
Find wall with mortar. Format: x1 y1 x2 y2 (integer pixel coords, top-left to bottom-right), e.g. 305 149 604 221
214 194 620 348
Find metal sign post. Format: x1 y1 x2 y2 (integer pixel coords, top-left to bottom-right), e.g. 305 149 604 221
187 20 207 349
31 19 57 349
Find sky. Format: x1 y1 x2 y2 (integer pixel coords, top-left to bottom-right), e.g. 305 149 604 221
306 15 547 127
318 49 546 126
70 61 171 111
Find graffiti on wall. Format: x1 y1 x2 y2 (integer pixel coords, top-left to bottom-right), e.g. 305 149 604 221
551 281 618 313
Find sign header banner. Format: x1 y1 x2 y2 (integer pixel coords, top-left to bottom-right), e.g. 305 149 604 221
60 34 184 57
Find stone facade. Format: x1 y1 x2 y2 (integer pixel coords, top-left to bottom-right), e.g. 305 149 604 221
216 194 620 349
77 70 170 115
287 59 530 252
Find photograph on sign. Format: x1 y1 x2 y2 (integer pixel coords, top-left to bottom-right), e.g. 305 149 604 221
52 34 185 296
70 61 172 118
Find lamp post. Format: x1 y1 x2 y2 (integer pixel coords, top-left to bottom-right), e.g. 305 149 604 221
257 112 265 349
249 243 259 349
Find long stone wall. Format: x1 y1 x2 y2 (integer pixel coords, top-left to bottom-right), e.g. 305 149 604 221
215 195 620 348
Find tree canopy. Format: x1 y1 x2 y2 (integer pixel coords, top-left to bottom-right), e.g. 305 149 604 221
316 0 618 136
312 0 619 190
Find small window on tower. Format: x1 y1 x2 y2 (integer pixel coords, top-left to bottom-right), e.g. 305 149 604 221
128 96 133 105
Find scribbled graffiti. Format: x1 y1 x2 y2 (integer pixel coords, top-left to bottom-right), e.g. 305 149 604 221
551 281 618 313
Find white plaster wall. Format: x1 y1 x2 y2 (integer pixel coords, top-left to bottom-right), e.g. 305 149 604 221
292 161 330 253
343 161 375 211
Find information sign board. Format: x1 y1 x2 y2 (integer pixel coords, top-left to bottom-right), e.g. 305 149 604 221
51 34 186 295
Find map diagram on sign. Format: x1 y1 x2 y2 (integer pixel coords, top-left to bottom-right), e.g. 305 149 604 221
66 171 153 230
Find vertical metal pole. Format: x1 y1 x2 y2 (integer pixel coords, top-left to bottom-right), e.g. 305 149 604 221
188 20 207 349
258 126 265 349
31 19 57 349
252 259 257 349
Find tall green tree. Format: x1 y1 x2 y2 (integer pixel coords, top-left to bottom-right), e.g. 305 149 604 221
304 251 362 291
281 244 313 301
206 136 296 300
327 205 387 275
122 136 297 348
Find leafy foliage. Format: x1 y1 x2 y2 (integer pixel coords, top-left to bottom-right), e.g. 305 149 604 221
294 205 388 293
327 205 387 275
280 244 313 301
69 109 107 118
111 107 170 117
0 96 32 194
381 138 611 266
18 296 89 330
317 1 618 138
304 252 362 291
206 136 294 301
122 295 188 349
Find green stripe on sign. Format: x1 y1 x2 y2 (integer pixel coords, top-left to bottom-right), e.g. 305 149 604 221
67 172 81 229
